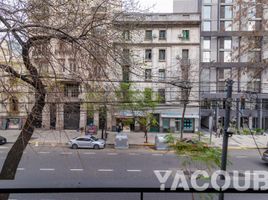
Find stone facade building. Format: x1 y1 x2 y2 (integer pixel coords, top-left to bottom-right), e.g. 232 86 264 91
111 13 201 133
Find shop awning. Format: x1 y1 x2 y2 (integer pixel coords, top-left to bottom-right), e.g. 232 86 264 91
114 110 145 118
161 112 199 118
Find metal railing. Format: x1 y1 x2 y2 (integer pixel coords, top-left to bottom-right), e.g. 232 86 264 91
0 187 268 200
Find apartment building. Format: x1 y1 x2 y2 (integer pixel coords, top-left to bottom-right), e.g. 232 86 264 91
111 13 201 133
0 42 30 130
196 0 268 131
12 0 120 130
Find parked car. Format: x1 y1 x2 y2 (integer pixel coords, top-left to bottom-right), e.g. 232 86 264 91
68 136 105 149
0 136 7 145
262 149 268 163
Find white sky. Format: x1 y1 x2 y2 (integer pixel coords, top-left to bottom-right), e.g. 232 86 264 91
137 0 173 13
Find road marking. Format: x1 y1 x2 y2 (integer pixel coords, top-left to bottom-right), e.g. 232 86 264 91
152 154 163 156
40 168 55 171
60 152 72 155
129 153 139 155
17 168 25 171
83 152 96 155
127 169 141 172
107 153 118 155
70 168 84 171
235 155 248 159
98 169 113 172
0 146 8 149
38 151 50 154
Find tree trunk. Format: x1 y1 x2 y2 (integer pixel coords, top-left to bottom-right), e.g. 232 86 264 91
0 91 45 199
180 102 187 140
144 130 148 143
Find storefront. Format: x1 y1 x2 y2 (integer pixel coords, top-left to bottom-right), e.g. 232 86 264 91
1 117 23 130
160 112 199 133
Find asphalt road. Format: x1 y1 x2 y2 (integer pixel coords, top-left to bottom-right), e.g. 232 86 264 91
0 143 267 200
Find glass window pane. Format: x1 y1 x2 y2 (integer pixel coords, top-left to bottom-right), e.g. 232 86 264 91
203 39 211 49
248 21 255 31
224 39 232 49
224 51 232 62
224 6 233 18
159 69 165 80
145 49 152 60
203 6 211 19
145 69 152 80
224 21 232 31
203 21 211 31
204 0 212 3
145 30 152 40
159 49 166 60
159 30 166 40
182 30 190 40
203 52 211 62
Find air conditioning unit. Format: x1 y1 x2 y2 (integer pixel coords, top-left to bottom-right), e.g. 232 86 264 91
176 55 181 60
153 34 158 39
178 33 183 38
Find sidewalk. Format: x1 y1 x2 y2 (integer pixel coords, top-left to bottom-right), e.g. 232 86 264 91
0 129 267 149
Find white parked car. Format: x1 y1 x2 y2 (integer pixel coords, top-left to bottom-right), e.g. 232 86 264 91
68 136 105 149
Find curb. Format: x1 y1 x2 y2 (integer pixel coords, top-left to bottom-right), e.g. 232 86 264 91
9 141 267 150
27 141 155 148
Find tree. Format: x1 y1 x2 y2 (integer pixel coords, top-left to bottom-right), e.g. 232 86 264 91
116 83 159 143
0 0 141 199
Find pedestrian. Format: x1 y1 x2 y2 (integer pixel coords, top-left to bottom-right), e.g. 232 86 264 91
216 127 221 138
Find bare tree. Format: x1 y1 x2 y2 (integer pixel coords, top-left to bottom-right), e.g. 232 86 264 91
0 0 141 199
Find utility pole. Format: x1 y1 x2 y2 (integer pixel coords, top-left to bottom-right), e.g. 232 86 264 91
219 79 233 200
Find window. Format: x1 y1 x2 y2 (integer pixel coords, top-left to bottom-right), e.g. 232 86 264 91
144 88 152 101
219 38 232 62
159 30 166 40
184 119 194 132
158 89 165 103
248 7 256 19
145 30 152 40
163 118 170 131
224 39 232 49
182 49 189 59
69 59 76 72
159 49 166 61
247 20 256 31
203 52 211 62
159 69 165 80
221 6 233 19
9 96 19 113
221 0 233 3
203 6 211 19
145 69 152 80
182 30 190 40
218 68 231 80
203 21 211 31
145 49 152 60
64 84 79 97
221 21 233 31
57 59 65 72
122 65 130 82
224 51 232 62
203 38 211 49
123 30 130 40
204 0 212 3
122 49 130 64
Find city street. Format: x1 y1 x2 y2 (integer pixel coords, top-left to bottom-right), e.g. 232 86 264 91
0 143 267 199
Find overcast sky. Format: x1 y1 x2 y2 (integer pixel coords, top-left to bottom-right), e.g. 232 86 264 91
138 0 173 13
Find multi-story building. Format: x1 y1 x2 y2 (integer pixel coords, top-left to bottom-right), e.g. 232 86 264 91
0 42 30 130
111 13 201 133
193 0 268 131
